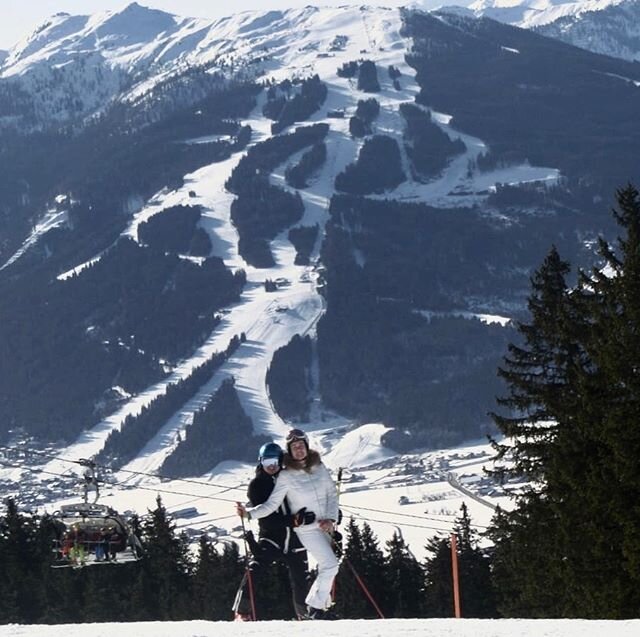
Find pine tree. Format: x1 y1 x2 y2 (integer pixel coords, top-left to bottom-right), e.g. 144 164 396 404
489 185 640 618
334 519 386 618
192 534 220 619
0 499 46 622
454 504 497 618
487 245 583 616
558 184 640 616
206 542 244 620
425 506 497 618
359 522 388 615
490 245 578 485
333 518 366 618
423 534 454 617
384 531 425 617
138 496 193 620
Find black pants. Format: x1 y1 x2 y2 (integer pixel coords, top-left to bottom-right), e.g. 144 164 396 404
235 538 309 619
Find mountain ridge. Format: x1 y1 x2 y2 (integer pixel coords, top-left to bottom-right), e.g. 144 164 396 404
453 0 640 59
466 0 627 27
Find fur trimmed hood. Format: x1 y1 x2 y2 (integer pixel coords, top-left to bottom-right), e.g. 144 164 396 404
283 448 321 473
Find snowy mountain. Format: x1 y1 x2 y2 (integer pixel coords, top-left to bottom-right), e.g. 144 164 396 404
466 0 626 27
462 0 640 59
0 3 413 127
534 0 640 60
1 3 640 555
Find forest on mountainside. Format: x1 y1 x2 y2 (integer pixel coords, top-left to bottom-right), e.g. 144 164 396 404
160 376 270 477
0 78 259 444
138 205 211 256
315 188 603 449
404 10 640 196
98 336 246 470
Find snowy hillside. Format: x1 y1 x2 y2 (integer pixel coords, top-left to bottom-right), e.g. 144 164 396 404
459 0 640 60
534 0 640 60
1 2 639 568
466 0 626 27
0 3 550 558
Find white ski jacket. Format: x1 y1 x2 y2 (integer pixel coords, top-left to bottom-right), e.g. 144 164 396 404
247 462 339 523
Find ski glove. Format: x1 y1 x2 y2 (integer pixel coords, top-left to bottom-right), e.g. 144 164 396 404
244 529 260 556
291 507 316 527
332 530 343 558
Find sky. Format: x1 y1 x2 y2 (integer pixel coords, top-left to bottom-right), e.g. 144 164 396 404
0 0 456 50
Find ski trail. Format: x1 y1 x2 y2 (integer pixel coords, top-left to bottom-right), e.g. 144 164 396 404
40 6 561 486
1 207 69 272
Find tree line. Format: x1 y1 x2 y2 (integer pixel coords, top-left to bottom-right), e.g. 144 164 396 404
3 183 639 623
335 135 406 195
263 75 328 134
225 123 328 266
160 376 270 477
404 10 640 196
0 79 258 444
99 335 245 470
0 497 494 623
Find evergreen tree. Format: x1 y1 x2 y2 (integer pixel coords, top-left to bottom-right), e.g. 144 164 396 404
0 499 46 622
192 534 220 619
423 533 454 617
384 531 425 617
454 504 497 618
333 518 365 618
359 521 388 615
489 185 640 618
424 505 497 618
138 496 193 620
490 245 578 485
334 519 386 618
205 542 244 620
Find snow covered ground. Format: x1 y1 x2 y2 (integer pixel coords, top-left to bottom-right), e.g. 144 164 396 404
31 427 508 562
0 5 558 561
1 618 639 636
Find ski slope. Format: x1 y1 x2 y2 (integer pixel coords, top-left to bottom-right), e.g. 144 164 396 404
1 5 564 559
1 618 638 636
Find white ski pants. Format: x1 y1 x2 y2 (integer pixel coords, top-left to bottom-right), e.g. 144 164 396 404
294 525 339 610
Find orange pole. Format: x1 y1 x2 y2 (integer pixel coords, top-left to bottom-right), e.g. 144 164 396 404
450 533 462 618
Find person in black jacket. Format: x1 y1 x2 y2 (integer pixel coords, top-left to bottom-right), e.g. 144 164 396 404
233 442 313 620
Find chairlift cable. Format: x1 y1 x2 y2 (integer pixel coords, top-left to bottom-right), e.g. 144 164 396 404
0 458 239 505
1 444 491 530
341 502 490 530
0 444 246 493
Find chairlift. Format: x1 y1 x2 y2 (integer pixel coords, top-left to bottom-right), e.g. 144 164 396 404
50 459 142 568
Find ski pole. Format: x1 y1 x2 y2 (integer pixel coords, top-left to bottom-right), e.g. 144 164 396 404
331 467 344 603
343 557 385 619
240 515 257 621
331 466 385 620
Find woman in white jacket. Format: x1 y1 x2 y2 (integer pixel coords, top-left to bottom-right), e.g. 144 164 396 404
237 429 339 618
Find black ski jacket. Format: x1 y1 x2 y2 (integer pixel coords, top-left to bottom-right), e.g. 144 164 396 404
247 468 303 553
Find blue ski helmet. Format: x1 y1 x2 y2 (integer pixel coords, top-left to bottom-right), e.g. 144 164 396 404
258 442 283 467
